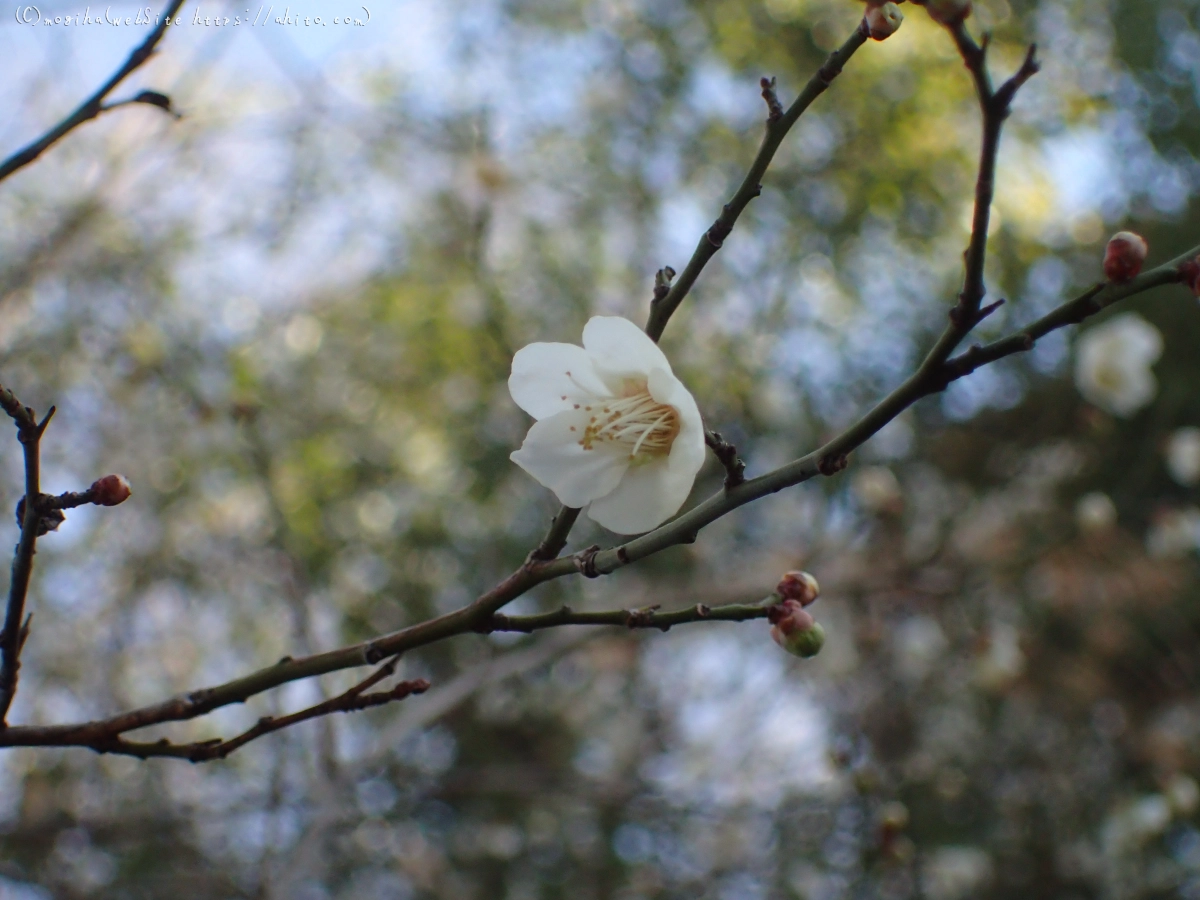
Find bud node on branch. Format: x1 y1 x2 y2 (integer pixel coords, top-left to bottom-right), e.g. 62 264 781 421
818 454 850 476
651 266 677 304
760 76 783 122
705 430 747 489
574 545 602 578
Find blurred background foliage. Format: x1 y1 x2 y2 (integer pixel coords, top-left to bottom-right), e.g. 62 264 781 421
1 0 1200 897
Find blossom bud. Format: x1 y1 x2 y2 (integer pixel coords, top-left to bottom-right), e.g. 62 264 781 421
90 474 132 507
919 0 971 24
770 599 813 633
865 2 903 40
769 599 825 657
1103 232 1148 284
776 570 820 606
773 620 826 658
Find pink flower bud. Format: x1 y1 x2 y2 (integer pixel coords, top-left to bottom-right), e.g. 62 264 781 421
91 474 131 507
1103 232 1148 284
865 2 903 40
919 0 972 24
776 570 820 606
768 598 826 657
770 599 814 635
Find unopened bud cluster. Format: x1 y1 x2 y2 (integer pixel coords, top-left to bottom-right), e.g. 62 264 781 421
864 1 904 40
1103 232 1148 284
768 571 825 658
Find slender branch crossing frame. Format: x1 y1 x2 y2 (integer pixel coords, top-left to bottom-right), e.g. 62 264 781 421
0 0 185 183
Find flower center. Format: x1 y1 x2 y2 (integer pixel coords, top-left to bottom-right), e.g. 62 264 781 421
573 380 679 461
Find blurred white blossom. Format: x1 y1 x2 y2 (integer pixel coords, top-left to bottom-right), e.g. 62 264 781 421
1075 492 1117 533
1146 507 1200 558
1167 775 1200 817
974 623 1025 690
1103 795 1172 851
923 847 993 900
894 616 948 682
1166 427 1200 486
1073 313 1163 417
851 465 903 514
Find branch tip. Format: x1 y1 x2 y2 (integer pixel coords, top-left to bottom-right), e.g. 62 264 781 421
760 76 784 123
705 430 747 489
651 266 677 304
0 0 188 183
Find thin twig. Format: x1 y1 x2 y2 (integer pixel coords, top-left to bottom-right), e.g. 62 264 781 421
478 598 772 634
921 28 1040 368
705 430 747 489
645 22 870 341
0 0 187 183
4 656 429 761
527 507 582 562
0 400 53 723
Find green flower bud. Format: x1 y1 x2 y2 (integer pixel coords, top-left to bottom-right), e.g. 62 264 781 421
777 621 826 658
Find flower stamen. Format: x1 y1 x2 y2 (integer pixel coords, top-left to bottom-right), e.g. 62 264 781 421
575 382 679 460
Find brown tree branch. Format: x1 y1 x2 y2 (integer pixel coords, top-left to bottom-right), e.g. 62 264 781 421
477 598 772 634
0 0 187 183
705 430 747 489
921 28 1039 370
644 22 870 342
526 507 582 563
0 397 54 724
3 655 429 761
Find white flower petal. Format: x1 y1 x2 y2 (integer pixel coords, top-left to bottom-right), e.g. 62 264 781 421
582 316 671 377
587 457 696 534
646 367 707 477
509 342 610 420
510 410 629 507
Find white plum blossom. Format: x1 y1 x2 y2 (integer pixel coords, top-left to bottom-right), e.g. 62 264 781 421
922 846 992 900
1167 775 1200 816
508 316 705 534
1073 313 1163 417
1075 492 1117 533
1146 507 1200 558
851 465 903 514
1166 427 1200 486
